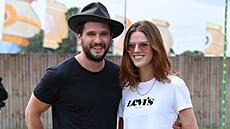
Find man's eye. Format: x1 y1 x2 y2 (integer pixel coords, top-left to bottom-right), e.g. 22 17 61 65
101 33 109 36
87 33 94 36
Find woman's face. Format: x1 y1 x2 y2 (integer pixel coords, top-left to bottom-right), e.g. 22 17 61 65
128 31 153 70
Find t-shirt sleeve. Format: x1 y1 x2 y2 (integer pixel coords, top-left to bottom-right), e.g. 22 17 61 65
33 67 60 104
173 78 193 113
117 99 124 118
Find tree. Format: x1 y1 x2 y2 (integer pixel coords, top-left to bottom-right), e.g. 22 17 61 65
19 30 50 53
19 7 80 54
18 7 115 54
180 50 204 56
53 7 79 54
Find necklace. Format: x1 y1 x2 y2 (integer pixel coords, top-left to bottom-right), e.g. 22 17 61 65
137 79 156 96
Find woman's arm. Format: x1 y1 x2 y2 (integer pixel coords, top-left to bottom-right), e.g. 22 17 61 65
179 108 198 129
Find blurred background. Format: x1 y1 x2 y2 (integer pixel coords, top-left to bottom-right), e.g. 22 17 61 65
0 0 229 129
0 0 229 57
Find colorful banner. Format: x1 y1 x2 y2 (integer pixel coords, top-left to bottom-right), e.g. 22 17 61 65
2 0 41 46
43 0 68 49
152 19 174 54
205 23 225 56
113 17 174 55
113 15 132 55
0 0 6 41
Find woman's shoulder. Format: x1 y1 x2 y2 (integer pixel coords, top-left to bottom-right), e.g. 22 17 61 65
168 75 186 85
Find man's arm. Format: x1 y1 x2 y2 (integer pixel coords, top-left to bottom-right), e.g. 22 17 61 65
172 118 182 129
118 117 123 129
25 93 50 129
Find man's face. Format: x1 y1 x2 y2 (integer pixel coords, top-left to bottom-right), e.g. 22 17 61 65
78 21 112 62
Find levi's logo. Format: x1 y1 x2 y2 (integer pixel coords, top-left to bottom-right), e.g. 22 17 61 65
127 97 155 107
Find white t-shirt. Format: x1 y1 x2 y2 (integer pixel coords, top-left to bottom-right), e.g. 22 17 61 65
118 75 193 129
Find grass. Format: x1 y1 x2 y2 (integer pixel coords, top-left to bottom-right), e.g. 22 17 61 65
4 127 230 129
5 127 230 129
199 127 230 129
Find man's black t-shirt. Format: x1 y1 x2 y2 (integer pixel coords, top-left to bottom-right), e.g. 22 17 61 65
34 57 121 129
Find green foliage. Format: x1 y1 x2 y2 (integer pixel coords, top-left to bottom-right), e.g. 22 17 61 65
18 7 80 54
199 127 230 129
169 48 175 55
53 38 77 53
18 7 117 54
47 7 80 54
19 30 50 53
5 127 230 129
179 50 204 56
52 7 79 54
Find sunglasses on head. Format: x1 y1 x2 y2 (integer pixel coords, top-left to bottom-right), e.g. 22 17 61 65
127 41 150 52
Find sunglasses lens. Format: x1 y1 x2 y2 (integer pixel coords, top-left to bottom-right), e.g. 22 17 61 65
127 42 149 52
128 44 135 51
139 43 149 50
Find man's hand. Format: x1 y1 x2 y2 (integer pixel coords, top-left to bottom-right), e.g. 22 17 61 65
172 121 182 129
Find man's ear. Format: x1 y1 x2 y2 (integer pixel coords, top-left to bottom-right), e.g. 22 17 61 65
111 33 113 39
77 34 82 44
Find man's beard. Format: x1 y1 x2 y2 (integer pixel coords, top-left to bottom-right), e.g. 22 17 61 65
82 43 109 62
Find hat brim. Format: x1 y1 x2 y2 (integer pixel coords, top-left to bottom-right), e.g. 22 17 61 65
68 15 124 39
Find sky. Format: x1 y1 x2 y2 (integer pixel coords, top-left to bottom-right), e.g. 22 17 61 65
31 0 230 55
1 0 229 55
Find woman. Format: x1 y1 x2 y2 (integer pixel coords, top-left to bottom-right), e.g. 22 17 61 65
118 20 198 129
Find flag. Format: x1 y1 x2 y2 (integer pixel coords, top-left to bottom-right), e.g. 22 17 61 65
0 0 6 41
152 19 174 54
43 0 68 49
113 15 132 55
2 0 41 46
205 22 225 56
115 15 132 29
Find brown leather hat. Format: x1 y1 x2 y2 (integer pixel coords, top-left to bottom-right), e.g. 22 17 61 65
68 2 124 39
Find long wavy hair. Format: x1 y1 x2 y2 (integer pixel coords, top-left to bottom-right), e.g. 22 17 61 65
120 20 177 88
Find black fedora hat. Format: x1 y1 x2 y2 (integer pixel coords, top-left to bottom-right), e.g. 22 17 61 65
68 2 124 39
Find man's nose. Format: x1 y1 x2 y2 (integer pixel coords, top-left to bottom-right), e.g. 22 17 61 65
94 35 102 43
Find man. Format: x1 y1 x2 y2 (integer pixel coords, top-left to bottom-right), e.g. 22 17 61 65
0 77 8 110
25 2 182 129
25 2 123 129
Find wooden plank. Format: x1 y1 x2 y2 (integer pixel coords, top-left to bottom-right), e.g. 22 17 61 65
0 54 229 128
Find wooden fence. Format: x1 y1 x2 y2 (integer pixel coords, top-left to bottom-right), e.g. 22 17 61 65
0 54 229 128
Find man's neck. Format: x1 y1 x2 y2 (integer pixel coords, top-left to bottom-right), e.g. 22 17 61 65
75 53 105 72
